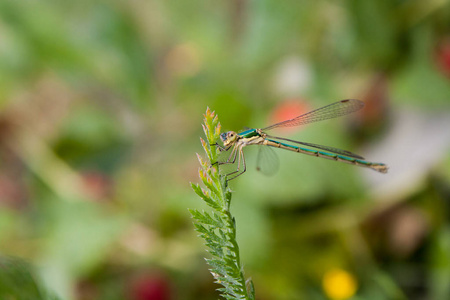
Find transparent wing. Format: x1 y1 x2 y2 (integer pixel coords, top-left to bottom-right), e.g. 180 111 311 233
265 135 364 159
256 145 280 176
262 99 364 131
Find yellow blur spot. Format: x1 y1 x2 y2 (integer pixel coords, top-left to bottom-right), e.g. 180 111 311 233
322 268 357 300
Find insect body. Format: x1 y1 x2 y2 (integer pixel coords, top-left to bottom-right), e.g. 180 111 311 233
217 99 388 180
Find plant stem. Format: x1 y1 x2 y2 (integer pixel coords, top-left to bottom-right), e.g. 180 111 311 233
190 107 255 300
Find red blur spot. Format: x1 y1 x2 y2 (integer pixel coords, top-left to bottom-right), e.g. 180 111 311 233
129 273 172 300
268 99 310 133
81 171 112 201
436 40 450 78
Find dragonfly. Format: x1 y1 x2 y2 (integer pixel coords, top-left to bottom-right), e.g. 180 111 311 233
216 99 388 180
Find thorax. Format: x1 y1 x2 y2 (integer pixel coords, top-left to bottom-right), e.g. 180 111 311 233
237 129 265 146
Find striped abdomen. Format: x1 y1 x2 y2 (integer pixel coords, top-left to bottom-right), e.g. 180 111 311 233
263 139 388 173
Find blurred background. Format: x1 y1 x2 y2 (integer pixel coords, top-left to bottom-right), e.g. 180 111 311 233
0 1 450 299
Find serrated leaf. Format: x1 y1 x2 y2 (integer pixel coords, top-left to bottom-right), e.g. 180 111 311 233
212 211 224 224
206 258 233 274
216 287 229 293
246 279 255 300
215 122 221 137
204 230 229 248
219 292 232 298
218 273 243 287
196 153 208 169
223 256 239 270
221 294 240 300
212 114 219 125
213 275 229 285
188 209 202 221
205 247 222 258
202 124 208 140
191 183 221 210
201 175 221 201
198 211 224 228
207 261 235 276
200 137 211 158
189 210 211 225
193 223 210 235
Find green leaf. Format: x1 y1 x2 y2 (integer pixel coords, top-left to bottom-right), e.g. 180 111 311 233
0 256 60 300
190 210 224 228
191 183 221 210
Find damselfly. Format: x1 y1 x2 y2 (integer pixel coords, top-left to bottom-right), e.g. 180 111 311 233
216 99 388 180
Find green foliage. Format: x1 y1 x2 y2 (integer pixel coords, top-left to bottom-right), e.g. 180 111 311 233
190 108 255 300
0 256 60 300
0 1 449 299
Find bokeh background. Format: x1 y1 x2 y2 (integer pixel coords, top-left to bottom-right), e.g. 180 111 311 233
1 1 450 300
